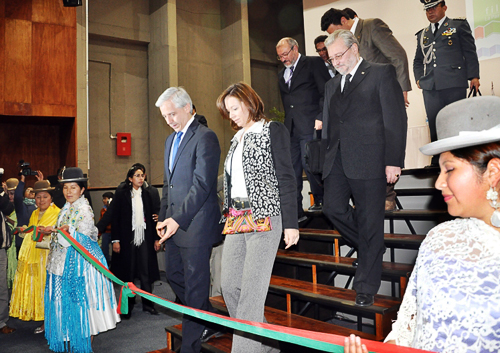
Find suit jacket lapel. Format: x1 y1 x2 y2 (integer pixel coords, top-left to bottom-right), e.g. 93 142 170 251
342 60 370 100
354 19 364 43
166 133 175 180
170 120 197 176
289 55 306 91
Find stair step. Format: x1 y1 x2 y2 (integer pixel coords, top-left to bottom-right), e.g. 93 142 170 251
299 228 425 250
275 250 412 296
269 275 400 340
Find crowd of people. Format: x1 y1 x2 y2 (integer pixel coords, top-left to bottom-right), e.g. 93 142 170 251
0 1 498 353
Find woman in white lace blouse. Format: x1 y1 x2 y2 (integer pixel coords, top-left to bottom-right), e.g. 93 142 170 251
345 96 500 353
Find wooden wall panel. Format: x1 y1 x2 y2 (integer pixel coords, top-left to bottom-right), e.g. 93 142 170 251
4 19 32 105
32 23 76 106
32 0 75 27
33 103 76 117
5 1 32 21
0 17 4 115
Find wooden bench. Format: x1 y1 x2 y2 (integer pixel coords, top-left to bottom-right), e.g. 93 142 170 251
165 296 377 352
268 276 401 341
275 249 412 296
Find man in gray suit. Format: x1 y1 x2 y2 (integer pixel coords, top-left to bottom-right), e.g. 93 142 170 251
321 8 411 211
156 87 222 353
322 30 407 306
414 0 480 165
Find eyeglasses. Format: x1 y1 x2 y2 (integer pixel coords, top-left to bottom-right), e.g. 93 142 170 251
329 45 353 63
133 174 145 178
277 46 295 60
316 47 328 53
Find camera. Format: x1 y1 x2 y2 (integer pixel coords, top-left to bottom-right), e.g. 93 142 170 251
19 160 38 176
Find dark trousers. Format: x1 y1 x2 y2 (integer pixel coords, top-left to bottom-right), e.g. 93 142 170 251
290 131 323 214
165 242 213 353
323 153 386 295
423 87 466 142
130 241 154 310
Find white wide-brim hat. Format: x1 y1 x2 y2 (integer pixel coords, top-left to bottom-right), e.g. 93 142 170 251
420 96 500 156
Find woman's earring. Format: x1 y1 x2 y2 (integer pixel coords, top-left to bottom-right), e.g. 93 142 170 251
486 186 500 227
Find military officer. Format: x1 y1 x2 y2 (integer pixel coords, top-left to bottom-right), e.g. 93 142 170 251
414 0 480 165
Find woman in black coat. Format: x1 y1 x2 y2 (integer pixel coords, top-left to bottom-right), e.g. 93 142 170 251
111 163 161 318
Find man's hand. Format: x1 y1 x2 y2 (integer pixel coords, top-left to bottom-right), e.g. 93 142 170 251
470 78 480 91
157 217 180 244
154 240 161 252
386 166 401 184
112 242 120 253
284 228 299 249
403 91 409 108
416 80 421 89
314 120 323 130
1 182 7 193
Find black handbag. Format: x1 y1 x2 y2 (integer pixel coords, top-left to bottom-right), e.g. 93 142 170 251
468 86 482 98
304 130 324 175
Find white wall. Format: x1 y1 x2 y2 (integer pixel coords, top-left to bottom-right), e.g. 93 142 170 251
303 0 500 168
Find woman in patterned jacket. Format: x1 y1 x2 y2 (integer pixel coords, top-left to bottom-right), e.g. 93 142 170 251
216 82 299 353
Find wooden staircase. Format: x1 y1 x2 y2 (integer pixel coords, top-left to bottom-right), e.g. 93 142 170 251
156 169 447 352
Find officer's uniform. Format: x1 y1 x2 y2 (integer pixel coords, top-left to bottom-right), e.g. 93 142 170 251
414 10 479 149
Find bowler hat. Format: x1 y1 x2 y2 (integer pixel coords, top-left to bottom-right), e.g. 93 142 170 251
420 0 444 10
59 167 88 183
420 96 500 156
33 180 55 193
6 178 19 191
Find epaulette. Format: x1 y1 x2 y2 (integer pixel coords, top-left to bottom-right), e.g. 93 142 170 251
452 17 467 21
415 28 425 36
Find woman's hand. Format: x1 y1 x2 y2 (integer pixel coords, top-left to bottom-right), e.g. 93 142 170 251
154 240 161 252
58 225 69 232
44 226 55 233
152 214 158 222
112 242 120 253
2 182 7 193
344 334 368 353
284 228 299 249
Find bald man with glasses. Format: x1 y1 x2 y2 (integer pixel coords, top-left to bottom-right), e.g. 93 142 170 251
276 37 331 220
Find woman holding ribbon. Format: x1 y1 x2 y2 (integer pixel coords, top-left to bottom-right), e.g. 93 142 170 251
44 167 120 353
9 179 60 334
216 82 299 353
345 97 500 353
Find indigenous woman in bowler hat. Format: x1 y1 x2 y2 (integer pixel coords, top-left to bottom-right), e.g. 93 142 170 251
9 178 60 334
44 167 120 353
345 96 500 353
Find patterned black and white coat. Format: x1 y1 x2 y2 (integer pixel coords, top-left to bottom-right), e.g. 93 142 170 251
221 120 298 230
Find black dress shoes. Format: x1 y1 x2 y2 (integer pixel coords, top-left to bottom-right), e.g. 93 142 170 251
308 203 323 211
200 327 224 343
143 306 159 315
355 293 374 307
120 312 132 320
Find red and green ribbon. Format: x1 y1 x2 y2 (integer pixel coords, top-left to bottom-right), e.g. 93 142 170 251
14 225 430 353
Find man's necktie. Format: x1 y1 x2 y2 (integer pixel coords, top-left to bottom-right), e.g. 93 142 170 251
170 131 183 170
342 73 352 94
433 23 439 37
286 66 294 88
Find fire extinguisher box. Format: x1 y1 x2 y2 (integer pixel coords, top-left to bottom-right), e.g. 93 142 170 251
116 133 131 156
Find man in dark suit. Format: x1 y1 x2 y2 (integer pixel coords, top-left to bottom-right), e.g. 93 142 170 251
276 37 330 219
322 30 407 306
414 0 480 165
155 87 222 353
321 7 411 211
